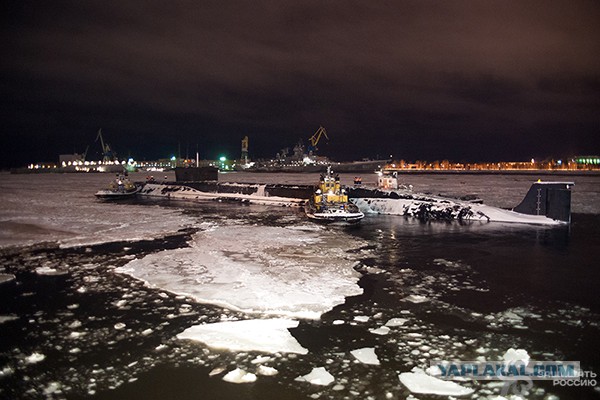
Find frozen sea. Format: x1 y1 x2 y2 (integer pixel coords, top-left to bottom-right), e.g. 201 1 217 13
0 171 599 400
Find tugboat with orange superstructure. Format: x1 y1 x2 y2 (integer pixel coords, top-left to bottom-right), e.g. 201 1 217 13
95 174 140 200
304 166 364 223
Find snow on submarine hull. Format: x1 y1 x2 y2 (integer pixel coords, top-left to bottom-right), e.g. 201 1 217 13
348 181 574 225
137 179 574 226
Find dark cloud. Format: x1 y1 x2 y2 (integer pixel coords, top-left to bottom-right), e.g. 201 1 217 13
1 0 599 167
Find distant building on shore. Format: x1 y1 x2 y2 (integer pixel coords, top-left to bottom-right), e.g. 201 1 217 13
384 156 600 172
574 155 600 166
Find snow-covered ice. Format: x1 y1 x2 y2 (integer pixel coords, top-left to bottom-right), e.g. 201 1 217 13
25 352 46 364
209 367 226 376
0 273 16 284
503 348 530 363
0 315 19 324
177 319 308 354
117 225 364 319
222 368 257 383
43 382 62 395
385 318 408 327
296 367 335 386
250 355 273 364
350 348 380 365
403 295 430 304
369 326 391 335
35 266 67 275
256 365 279 376
399 368 474 396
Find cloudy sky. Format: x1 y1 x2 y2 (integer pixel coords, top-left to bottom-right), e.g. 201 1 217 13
1 0 599 167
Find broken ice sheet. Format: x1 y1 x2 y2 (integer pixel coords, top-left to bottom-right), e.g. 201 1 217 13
177 319 308 354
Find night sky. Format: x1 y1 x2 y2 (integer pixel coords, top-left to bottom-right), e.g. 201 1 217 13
2 1 599 168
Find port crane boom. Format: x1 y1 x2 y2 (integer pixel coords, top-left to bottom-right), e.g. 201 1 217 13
308 126 329 155
309 126 329 148
95 129 115 162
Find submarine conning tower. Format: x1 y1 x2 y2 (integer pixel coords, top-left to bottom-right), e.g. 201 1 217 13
512 181 574 223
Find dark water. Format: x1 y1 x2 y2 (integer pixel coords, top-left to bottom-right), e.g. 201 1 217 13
0 199 599 399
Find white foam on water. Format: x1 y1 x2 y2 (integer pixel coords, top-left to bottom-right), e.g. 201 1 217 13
350 348 380 365
296 367 335 386
399 367 474 396
177 319 308 354
117 225 364 319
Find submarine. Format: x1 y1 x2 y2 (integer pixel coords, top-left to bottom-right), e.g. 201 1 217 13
137 167 574 225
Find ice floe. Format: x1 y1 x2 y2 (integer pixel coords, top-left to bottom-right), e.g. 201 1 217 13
35 266 67 275
0 366 14 377
0 273 16 284
403 295 430 304
117 225 364 319
222 368 257 383
256 365 279 376
43 381 62 395
209 366 226 376
350 348 380 365
433 258 470 270
296 367 335 386
250 355 273 364
503 348 530 363
399 367 474 396
385 318 408 327
487 308 530 329
0 315 19 324
25 352 46 364
177 319 308 354
369 326 391 335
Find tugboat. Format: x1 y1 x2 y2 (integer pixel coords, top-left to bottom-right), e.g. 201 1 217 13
95 174 140 199
305 167 364 223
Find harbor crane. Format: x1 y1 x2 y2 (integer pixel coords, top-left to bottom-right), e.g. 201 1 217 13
95 129 116 162
308 126 329 154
